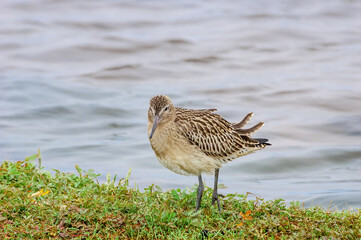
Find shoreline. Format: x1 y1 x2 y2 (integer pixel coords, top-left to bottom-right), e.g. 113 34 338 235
1 153 360 239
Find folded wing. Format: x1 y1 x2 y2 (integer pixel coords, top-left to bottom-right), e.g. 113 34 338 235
175 108 270 162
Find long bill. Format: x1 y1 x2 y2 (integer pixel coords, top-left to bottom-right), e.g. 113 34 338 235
149 115 160 139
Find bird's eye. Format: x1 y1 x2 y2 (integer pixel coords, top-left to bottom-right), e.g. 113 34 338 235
164 107 169 111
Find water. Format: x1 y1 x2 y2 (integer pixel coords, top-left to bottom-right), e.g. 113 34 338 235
1 0 361 209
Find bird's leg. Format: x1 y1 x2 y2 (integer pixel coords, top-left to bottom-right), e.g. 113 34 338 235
212 168 221 212
196 174 204 211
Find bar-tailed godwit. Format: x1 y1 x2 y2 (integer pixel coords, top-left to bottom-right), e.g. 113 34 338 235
148 95 270 211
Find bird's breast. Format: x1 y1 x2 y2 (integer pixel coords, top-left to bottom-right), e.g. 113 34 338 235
148 126 221 176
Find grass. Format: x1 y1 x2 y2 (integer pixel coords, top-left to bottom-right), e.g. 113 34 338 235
0 151 360 239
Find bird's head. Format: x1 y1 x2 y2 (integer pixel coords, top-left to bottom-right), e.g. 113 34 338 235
148 95 176 139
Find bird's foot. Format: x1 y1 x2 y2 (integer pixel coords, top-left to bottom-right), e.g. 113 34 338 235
212 192 221 212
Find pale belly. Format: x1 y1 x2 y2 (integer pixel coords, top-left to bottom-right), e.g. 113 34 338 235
149 132 221 176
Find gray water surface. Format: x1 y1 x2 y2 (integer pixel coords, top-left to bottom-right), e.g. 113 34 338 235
1 0 361 209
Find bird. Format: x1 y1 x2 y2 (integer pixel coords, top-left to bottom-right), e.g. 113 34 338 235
147 95 270 211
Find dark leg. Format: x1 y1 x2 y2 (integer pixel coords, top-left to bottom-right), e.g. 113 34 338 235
196 174 204 211
212 168 221 212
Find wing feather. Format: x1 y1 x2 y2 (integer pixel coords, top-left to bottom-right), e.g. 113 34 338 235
175 107 268 162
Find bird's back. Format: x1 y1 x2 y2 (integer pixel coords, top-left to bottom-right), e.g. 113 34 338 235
175 107 270 164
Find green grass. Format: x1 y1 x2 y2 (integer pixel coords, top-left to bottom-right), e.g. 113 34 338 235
1 151 360 239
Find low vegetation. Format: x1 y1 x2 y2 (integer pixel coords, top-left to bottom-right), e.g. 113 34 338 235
1 151 360 239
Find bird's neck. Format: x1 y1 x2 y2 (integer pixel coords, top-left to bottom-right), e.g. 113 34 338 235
149 121 174 154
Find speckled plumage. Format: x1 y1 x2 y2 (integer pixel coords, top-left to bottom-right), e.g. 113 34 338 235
148 95 270 175
175 107 269 163
147 95 270 211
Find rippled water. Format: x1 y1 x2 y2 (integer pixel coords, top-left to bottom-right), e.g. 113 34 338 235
1 0 361 209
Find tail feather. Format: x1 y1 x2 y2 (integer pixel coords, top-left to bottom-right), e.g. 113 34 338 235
234 122 264 135
232 112 271 146
254 138 271 145
232 112 253 129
